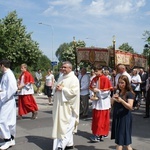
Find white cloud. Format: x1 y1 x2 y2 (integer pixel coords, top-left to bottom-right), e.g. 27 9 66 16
48 0 83 6
43 0 146 18
43 0 83 17
114 0 146 13
136 0 146 8
86 0 146 16
114 1 133 14
43 5 59 16
0 0 40 10
84 0 108 16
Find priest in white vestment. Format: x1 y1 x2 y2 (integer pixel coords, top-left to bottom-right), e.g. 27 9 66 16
0 60 17 150
52 61 80 150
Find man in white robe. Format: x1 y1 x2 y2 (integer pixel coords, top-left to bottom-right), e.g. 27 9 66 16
0 60 17 150
52 61 80 150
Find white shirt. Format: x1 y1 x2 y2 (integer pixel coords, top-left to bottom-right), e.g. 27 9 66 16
45 74 54 86
78 74 90 95
122 71 131 83
115 71 131 85
131 74 141 91
35 72 42 81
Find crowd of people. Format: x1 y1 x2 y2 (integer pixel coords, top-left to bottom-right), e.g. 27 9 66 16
0 59 150 150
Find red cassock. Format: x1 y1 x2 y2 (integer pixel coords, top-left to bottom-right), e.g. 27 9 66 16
18 71 38 116
90 75 112 136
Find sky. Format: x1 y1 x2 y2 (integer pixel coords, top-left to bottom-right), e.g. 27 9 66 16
0 0 150 62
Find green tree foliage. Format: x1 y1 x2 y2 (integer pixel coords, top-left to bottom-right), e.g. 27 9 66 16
118 43 134 53
34 55 51 71
55 40 86 69
0 11 42 69
142 31 150 65
107 45 113 49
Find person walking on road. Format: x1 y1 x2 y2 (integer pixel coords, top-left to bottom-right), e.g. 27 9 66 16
78 67 90 118
111 75 134 150
52 61 80 150
89 66 112 142
17 63 38 120
139 68 148 101
45 69 55 105
130 69 141 110
35 69 43 95
143 74 150 118
0 59 17 150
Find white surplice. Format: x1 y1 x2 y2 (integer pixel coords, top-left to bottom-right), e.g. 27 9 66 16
0 69 18 139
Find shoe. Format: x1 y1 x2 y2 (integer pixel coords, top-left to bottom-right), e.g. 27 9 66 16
65 145 74 149
90 135 102 142
31 111 38 119
0 140 15 150
48 102 53 105
11 139 15 146
38 93 43 96
57 148 63 150
143 116 149 118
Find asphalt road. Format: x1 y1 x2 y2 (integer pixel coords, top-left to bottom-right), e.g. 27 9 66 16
3 94 150 150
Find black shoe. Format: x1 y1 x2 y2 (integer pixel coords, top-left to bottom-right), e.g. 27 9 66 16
65 145 74 149
143 116 149 118
58 147 63 150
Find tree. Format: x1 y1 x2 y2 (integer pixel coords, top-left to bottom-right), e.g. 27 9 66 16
0 11 42 69
118 43 134 53
55 40 86 69
34 55 51 71
142 30 150 65
107 45 113 49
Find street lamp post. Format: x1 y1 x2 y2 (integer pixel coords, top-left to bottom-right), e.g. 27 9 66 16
112 35 116 69
39 22 54 61
73 36 78 71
